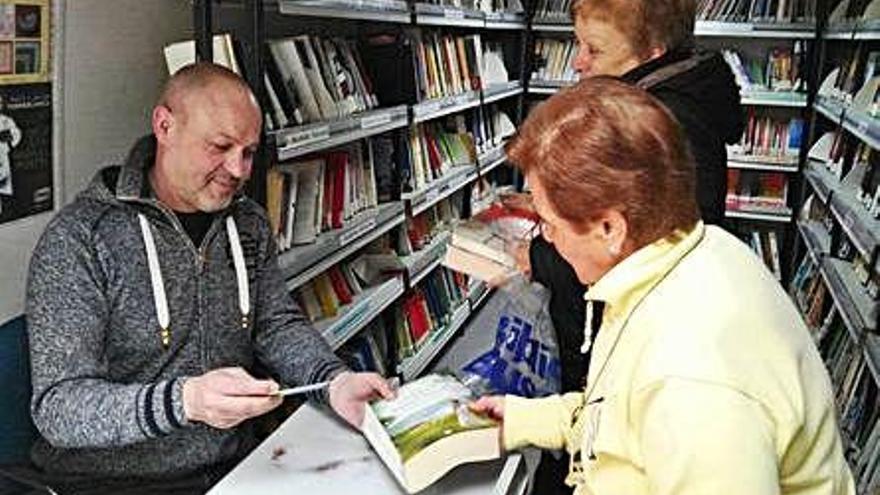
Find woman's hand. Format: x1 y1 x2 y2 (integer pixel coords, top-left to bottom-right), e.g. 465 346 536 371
470 395 505 421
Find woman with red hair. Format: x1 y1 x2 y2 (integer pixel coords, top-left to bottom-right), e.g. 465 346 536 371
475 78 853 495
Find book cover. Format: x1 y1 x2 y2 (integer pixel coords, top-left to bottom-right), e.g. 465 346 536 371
361 374 501 494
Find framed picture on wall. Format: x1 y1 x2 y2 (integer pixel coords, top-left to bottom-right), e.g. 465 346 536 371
0 0 50 225
0 0 49 85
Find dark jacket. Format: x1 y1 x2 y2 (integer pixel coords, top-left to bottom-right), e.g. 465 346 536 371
530 49 744 393
26 136 347 480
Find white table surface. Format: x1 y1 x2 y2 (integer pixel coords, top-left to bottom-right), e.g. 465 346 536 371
207 403 527 495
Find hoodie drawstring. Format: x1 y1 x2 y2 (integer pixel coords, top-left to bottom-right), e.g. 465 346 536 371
138 213 250 347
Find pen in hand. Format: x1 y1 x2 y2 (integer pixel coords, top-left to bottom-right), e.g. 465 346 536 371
270 381 330 397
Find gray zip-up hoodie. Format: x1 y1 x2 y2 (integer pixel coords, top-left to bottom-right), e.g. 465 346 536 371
26 135 347 479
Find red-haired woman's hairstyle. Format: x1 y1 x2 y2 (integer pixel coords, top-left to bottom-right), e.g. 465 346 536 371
506 77 699 247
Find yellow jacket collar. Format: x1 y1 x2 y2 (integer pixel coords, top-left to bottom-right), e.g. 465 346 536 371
584 221 705 322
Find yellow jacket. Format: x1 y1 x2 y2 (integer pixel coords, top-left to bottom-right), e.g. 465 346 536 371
505 223 855 495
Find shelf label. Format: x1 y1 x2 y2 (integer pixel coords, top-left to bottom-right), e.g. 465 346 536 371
361 112 393 129
417 100 442 117
340 217 377 245
283 125 330 149
424 188 440 204
443 8 464 18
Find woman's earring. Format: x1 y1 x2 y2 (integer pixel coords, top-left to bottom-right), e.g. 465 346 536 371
607 244 620 257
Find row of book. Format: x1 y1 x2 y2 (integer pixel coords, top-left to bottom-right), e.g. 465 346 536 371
739 229 783 279
407 118 477 192
728 113 804 159
810 132 880 219
531 0 573 22
722 45 806 93
530 39 577 83
266 35 379 128
296 262 371 323
828 0 880 24
413 32 509 102
267 139 395 250
416 0 524 15
402 197 461 254
396 268 469 359
799 193 880 302
697 0 817 22
338 321 391 377
726 170 789 213
819 52 880 113
791 255 880 492
474 105 515 155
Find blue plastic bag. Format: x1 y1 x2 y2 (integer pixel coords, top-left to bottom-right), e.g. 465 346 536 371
461 277 561 397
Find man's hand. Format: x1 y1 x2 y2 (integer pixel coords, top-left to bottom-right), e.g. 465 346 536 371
328 371 395 429
182 367 282 429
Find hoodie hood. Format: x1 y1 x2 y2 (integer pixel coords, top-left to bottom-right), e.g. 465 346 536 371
77 134 157 207
622 48 745 146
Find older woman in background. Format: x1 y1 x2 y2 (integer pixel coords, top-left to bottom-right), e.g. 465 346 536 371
476 78 853 495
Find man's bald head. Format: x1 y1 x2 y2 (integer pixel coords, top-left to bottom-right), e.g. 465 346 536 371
158 62 259 121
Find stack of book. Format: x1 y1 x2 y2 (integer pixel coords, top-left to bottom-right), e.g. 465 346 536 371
442 202 537 284
413 32 486 101
696 0 817 22
267 139 394 250
530 39 577 84
266 35 378 128
729 112 804 159
404 118 477 193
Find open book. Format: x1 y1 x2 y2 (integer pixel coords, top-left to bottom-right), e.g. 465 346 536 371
442 201 539 285
361 374 501 493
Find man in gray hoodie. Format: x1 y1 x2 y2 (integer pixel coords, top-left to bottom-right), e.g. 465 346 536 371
20 62 392 493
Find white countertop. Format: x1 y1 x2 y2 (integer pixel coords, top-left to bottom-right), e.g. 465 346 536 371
207 403 527 495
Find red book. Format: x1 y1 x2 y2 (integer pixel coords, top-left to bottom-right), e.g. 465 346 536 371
327 152 348 229
327 267 354 305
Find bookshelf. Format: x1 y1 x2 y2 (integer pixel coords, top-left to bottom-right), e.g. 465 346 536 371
189 0 880 491
790 2 880 491
195 3 523 476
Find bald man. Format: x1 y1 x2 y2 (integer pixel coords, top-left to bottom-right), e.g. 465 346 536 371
19 63 392 494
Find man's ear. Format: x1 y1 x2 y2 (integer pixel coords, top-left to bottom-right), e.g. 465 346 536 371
152 105 174 144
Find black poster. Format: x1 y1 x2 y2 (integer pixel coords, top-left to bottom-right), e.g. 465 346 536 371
0 82 51 224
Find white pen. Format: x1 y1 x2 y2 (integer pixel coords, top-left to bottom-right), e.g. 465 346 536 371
271 381 330 397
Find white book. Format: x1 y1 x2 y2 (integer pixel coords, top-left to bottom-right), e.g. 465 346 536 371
264 73 290 129
767 231 782 280
283 158 325 245
361 374 501 494
270 39 322 123
808 132 836 163
364 139 379 209
295 35 340 121
163 33 240 76
283 171 299 251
